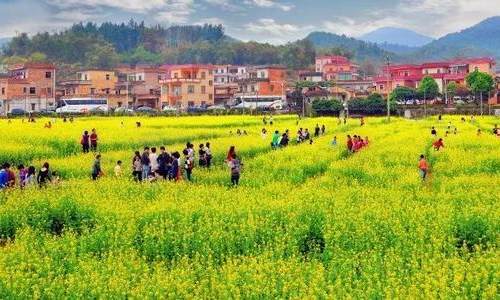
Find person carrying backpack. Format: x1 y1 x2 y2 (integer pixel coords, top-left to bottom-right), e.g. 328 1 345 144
229 154 243 186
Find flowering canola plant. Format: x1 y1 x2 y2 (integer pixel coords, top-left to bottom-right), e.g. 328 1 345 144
0 115 498 298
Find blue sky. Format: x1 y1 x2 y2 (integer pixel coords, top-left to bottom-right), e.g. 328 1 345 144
1 0 499 43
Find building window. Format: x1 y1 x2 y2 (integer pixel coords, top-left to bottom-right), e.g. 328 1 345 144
379 85 384 90
173 73 178 79
201 72 206 79
31 103 36 111
209 94 213 100
270 85 274 92
149 89 154 95
105 88 110 95
23 87 27 94
201 86 206 94
1 87 4 95
209 80 213 86
138 75 143 81
117 102 122 107
45 72 52 79
29 87 36 94
251 85 255 92
47 87 52 96
91 88 95 95
106 74 110 80
188 85 195 94
474 67 478 71
173 87 181 96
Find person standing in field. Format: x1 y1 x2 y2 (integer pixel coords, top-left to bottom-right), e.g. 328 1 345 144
321 124 326 135
157 147 170 179
331 136 337 146
132 152 142 182
91 154 103 180
433 138 444 151
24 166 37 187
170 151 181 181
141 147 151 181
198 144 207 167
204 143 212 169
37 162 51 187
314 124 320 137
114 160 123 177
347 135 353 152
229 154 243 186
418 155 429 181
280 130 289 147
90 129 98 152
81 131 90 153
149 147 159 175
360 117 365 126
0 163 9 189
17 165 27 188
183 149 193 181
477 129 482 136
226 146 236 163
431 127 437 137
271 130 280 149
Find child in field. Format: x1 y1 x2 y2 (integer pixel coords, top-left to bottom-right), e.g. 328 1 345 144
418 155 429 180
198 144 207 167
332 136 337 146
149 147 159 174
24 166 36 187
271 130 280 149
431 127 437 136
37 162 51 187
347 135 353 152
204 143 212 168
477 129 481 136
433 138 444 151
114 160 123 177
229 154 243 186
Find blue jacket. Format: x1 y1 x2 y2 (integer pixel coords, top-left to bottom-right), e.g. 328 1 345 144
0 169 8 188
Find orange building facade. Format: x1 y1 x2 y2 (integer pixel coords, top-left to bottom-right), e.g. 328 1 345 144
235 66 287 101
160 65 215 108
0 63 56 113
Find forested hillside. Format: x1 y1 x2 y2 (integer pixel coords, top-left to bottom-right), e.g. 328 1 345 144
0 21 315 70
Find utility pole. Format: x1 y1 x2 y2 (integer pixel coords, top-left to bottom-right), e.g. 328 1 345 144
385 56 391 121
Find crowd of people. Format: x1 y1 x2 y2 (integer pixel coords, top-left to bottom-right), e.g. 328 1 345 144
346 134 370 153
91 142 243 186
0 162 59 189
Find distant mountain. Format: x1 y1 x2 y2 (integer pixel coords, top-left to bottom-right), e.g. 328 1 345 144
411 16 500 61
305 31 397 62
377 42 421 55
361 27 433 47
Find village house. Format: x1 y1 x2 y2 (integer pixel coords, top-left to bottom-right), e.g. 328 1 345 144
315 55 359 81
112 65 167 109
58 69 117 98
374 57 497 103
0 63 56 114
234 65 287 106
159 64 215 108
213 65 246 105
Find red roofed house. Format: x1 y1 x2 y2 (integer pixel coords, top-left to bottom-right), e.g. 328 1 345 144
0 63 56 114
374 57 496 103
315 55 359 81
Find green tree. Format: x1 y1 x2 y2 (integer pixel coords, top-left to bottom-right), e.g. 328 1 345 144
312 99 343 115
466 70 495 114
445 81 457 99
85 43 119 68
418 76 439 100
28 52 47 62
389 86 417 104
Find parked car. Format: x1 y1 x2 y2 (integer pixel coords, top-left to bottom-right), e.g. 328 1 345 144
187 106 208 113
9 108 27 116
162 106 178 112
206 104 227 111
136 106 157 113
114 107 134 114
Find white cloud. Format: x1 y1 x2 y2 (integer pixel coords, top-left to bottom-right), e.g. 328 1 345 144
244 18 313 44
322 0 500 38
244 0 294 11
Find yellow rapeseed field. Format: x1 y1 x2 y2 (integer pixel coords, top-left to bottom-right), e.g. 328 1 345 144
0 115 498 298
